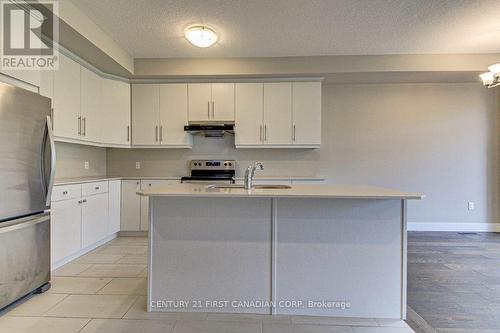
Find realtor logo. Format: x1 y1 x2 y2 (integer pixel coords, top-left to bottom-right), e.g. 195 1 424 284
1 0 58 70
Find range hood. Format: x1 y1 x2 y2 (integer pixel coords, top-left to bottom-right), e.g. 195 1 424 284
184 124 234 137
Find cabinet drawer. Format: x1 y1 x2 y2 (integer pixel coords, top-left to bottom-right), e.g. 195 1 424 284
52 184 82 202
82 181 109 196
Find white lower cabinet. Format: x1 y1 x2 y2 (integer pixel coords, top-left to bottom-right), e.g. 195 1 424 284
82 193 109 248
51 181 118 268
108 180 121 234
120 180 141 231
51 198 82 264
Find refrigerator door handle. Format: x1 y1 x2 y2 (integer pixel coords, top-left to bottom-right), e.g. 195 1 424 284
44 116 56 206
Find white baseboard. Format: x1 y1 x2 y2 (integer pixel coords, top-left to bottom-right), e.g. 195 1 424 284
51 233 118 271
408 222 500 232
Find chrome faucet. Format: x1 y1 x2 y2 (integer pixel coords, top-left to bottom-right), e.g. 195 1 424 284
244 162 264 189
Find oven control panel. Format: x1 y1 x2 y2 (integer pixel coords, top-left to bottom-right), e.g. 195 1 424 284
190 160 235 170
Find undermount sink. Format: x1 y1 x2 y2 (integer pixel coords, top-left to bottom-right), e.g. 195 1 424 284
206 184 292 190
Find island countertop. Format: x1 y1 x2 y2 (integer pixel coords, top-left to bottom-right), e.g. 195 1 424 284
137 183 423 200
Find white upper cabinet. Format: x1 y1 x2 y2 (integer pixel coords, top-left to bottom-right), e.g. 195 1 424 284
132 84 160 146
101 79 131 146
159 84 192 146
188 83 235 122
211 83 235 122
263 82 292 145
235 83 264 146
235 81 321 148
80 66 102 143
131 83 191 147
188 83 212 122
39 70 53 101
292 82 322 146
53 53 81 139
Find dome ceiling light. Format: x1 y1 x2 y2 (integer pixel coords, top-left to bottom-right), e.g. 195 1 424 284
184 25 218 48
480 63 500 88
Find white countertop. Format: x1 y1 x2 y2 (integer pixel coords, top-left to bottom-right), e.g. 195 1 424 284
137 183 423 200
54 176 325 186
54 176 182 185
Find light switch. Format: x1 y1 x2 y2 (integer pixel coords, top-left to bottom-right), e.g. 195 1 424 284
468 202 475 210
136 162 141 169
84 161 89 170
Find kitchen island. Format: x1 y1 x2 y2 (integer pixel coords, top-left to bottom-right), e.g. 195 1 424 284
138 183 422 319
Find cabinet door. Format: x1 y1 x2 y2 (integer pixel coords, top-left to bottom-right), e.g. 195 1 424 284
121 180 141 231
101 79 131 145
51 198 82 265
39 70 53 101
159 84 191 146
263 83 292 145
82 193 108 248
292 82 321 145
108 180 121 235
53 53 81 139
140 180 178 231
211 83 235 122
188 83 211 122
235 83 263 146
132 84 159 145
80 66 102 143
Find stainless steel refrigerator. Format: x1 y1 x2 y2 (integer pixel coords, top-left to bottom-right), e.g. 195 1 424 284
0 81 55 310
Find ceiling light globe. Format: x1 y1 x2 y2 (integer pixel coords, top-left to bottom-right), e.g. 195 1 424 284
479 72 494 86
487 63 500 78
185 25 218 48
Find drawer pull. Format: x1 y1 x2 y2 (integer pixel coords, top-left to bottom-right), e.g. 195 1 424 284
62 191 68 195
95 187 100 190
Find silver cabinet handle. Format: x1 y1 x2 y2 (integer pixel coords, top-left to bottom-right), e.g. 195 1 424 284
264 125 267 142
292 125 296 142
159 125 163 143
127 125 130 142
259 125 263 142
82 117 86 136
78 116 81 135
207 101 210 119
155 125 158 143
212 101 215 119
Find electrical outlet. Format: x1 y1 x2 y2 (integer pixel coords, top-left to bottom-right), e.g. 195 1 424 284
136 162 141 169
84 161 89 170
468 202 475 210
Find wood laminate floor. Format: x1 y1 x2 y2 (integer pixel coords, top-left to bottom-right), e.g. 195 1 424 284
408 231 500 332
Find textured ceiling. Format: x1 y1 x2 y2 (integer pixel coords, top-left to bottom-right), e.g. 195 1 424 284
71 0 500 58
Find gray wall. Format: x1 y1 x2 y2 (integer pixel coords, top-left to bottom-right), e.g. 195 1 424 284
55 142 107 179
107 83 499 225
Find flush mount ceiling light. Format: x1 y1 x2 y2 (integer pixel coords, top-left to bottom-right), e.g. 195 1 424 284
185 25 218 48
480 63 500 88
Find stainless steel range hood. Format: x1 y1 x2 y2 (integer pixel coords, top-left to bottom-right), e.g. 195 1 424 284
184 124 234 137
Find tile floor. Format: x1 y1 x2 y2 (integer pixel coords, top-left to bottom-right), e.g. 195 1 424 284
0 236 413 333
